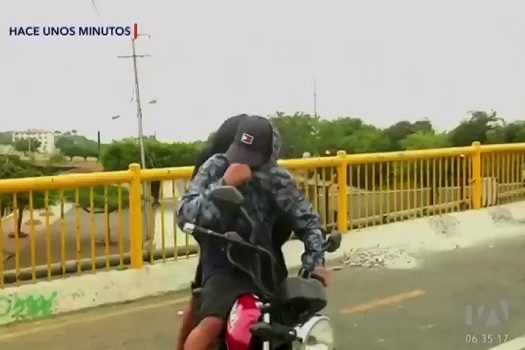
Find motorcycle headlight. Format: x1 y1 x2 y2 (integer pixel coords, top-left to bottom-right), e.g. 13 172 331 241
293 317 334 350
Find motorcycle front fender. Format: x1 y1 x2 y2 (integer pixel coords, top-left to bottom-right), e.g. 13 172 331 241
293 315 334 349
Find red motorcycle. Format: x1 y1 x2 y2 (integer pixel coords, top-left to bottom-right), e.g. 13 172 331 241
182 185 341 350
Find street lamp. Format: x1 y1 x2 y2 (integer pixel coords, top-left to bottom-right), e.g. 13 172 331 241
110 99 156 124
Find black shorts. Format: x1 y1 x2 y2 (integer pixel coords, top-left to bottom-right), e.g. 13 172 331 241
191 262 203 290
195 270 257 324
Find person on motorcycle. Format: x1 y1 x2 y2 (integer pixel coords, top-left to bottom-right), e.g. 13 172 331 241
177 115 329 350
176 114 295 350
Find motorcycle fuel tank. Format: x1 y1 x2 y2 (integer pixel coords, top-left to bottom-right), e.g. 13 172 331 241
226 294 262 350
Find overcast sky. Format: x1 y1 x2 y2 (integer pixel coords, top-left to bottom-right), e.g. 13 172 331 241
2 0 525 143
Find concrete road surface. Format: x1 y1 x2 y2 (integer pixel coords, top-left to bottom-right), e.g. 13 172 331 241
1 235 524 350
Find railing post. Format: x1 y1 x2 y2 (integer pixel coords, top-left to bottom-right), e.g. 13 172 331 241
129 163 144 268
471 141 482 209
336 150 348 232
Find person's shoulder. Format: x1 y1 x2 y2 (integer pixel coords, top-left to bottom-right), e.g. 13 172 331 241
269 165 292 177
267 166 294 186
198 154 229 175
206 153 228 163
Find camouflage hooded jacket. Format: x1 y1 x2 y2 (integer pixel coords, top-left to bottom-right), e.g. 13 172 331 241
176 119 325 283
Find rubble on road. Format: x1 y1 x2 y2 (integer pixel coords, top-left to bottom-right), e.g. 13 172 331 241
341 246 417 269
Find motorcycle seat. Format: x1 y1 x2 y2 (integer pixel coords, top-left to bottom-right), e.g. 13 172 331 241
275 276 327 314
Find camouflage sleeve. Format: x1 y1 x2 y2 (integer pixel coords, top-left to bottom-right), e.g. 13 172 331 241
271 167 325 271
176 155 229 231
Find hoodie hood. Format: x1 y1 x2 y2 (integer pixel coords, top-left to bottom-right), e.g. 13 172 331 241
268 119 282 165
257 118 282 171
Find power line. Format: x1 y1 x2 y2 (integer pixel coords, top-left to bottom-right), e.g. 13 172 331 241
90 0 100 16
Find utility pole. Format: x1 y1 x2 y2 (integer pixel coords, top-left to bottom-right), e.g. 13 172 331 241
97 130 101 160
118 35 152 242
313 76 318 118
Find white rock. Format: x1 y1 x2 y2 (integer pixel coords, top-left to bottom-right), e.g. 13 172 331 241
343 247 417 269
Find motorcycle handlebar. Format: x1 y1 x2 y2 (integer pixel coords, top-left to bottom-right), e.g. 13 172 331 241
183 223 273 258
184 222 339 292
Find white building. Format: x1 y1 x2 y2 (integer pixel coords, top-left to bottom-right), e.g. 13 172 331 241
12 129 56 154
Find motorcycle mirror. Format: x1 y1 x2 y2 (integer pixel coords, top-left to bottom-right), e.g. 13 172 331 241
323 231 342 253
208 185 244 211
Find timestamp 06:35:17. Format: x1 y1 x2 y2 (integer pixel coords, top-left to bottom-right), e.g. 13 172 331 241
465 333 510 344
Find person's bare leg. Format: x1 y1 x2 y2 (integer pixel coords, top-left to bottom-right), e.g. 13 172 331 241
176 296 199 350
183 316 224 350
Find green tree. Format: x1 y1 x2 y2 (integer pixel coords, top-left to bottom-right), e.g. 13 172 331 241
495 121 525 143
0 155 59 236
0 132 13 145
100 140 140 171
448 110 502 146
411 119 434 133
341 125 391 154
270 112 321 157
383 121 414 151
56 134 100 160
383 120 435 151
317 117 365 154
48 151 66 164
101 139 203 171
314 121 389 189
401 131 451 150
101 139 202 204
77 148 99 160
13 138 41 153
509 123 525 142
269 113 442 190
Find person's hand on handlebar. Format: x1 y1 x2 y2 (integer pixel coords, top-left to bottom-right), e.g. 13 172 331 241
312 266 329 288
223 163 252 187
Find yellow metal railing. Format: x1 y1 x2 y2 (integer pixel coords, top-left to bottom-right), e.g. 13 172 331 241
0 141 525 287
341 144 475 228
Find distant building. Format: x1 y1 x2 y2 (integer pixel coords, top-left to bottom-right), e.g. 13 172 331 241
12 129 56 154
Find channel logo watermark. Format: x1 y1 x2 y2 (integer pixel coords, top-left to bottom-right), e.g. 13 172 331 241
464 299 510 326
464 299 511 345
8 23 140 38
